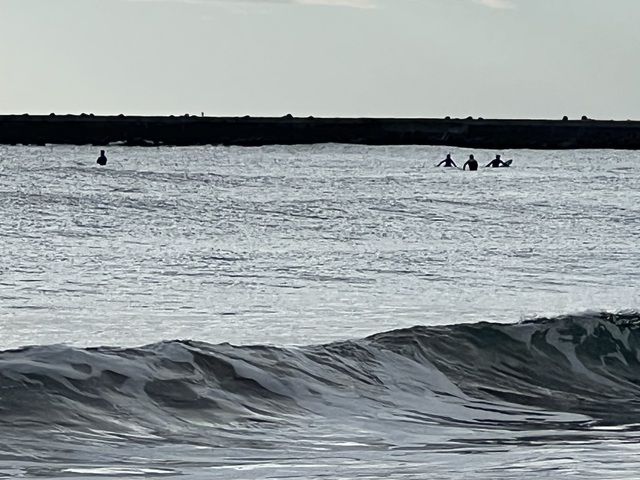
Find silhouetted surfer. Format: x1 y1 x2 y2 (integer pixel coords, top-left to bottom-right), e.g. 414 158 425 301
463 154 478 171
437 154 458 168
485 154 508 168
97 150 107 166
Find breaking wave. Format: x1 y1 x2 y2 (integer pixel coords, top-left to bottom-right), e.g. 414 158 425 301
2 311 640 445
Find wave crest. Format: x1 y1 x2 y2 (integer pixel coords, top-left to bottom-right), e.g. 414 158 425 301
369 311 640 423
1 311 639 437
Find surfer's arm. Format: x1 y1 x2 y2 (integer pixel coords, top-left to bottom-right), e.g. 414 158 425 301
436 160 445 167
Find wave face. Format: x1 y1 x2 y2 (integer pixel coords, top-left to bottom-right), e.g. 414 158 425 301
370 311 640 425
2 311 640 446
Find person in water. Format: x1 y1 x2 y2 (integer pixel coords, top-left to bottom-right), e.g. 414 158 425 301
485 154 508 168
437 154 458 168
463 154 478 171
97 150 107 166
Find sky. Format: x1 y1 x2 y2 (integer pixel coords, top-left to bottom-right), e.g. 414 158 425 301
1 0 639 119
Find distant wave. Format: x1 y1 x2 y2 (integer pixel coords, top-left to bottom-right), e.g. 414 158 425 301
2 311 639 442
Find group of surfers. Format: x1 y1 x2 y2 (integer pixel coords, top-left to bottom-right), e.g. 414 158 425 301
437 154 509 170
96 149 509 171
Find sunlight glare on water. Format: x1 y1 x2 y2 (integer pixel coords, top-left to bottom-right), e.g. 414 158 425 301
1 144 640 480
0 144 638 349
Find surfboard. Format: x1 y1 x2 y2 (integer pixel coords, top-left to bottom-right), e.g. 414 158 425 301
504 159 513 167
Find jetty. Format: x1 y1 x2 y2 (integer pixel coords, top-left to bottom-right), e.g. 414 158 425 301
1 114 639 149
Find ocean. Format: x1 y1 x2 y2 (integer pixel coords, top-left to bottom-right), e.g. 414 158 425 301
0 144 639 479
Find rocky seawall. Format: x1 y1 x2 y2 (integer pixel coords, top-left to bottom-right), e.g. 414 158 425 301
1 115 640 149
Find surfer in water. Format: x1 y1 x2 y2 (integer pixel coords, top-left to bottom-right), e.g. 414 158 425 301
463 154 478 171
485 154 508 168
96 150 107 166
437 154 458 168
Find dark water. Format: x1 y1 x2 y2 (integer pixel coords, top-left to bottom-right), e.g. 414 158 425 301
2 312 640 478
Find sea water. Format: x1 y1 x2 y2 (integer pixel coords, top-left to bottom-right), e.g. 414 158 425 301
0 144 639 478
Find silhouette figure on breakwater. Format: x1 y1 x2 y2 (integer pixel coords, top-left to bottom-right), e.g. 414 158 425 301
463 154 478 171
97 150 107 166
485 154 508 168
437 154 458 168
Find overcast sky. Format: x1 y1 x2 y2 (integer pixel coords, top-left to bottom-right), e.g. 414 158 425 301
1 0 638 119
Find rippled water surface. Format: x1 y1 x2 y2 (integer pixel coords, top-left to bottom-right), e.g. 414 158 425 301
1 145 637 348
0 144 639 479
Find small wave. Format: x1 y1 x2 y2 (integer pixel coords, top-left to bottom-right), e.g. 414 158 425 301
1 311 639 441
369 311 640 425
